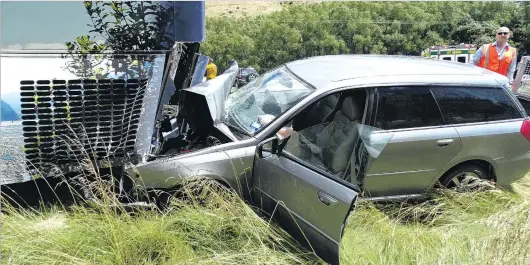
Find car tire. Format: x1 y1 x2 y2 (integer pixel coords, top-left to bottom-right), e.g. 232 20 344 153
438 163 495 192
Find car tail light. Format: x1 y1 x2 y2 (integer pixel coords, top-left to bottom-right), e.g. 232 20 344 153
521 120 530 141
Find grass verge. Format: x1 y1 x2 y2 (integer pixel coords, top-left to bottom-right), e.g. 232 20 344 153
3 173 529 265
1 123 314 265
1 125 529 265
1 177 315 265
340 175 530 265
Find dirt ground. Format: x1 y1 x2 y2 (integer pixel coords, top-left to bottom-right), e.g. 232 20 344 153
205 0 322 18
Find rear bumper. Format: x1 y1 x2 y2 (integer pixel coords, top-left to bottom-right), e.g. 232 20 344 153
494 150 530 186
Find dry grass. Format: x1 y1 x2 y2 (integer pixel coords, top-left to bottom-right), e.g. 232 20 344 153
340 174 530 265
205 0 323 18
0 122 315 264
1 176 315 265
3 170 529 264
2 123 529 264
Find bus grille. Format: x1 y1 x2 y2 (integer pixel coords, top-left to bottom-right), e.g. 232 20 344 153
20 78 148 174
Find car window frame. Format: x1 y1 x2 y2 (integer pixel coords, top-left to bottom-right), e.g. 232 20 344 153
429 84 525 126
366 84 527 133
371 85 446 131
260 88 370 189
515 93 530 117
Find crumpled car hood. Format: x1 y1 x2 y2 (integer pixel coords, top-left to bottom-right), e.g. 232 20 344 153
179 62 238 134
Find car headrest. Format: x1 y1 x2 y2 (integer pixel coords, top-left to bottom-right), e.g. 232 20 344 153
341 96 363 122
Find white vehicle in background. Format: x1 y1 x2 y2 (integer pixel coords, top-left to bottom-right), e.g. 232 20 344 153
421 44 477 63
513 56 530 113
514 56 530 92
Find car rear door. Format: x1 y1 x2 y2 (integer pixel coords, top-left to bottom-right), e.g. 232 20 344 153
362 86 463 197
251 123 360 265
430 85 530 186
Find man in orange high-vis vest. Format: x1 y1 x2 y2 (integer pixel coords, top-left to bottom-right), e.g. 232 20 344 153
469 27 518 89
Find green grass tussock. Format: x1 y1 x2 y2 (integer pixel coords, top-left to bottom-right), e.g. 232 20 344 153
1 177 313 265
2 205 195 265
340 175 530 265
2 147 529 265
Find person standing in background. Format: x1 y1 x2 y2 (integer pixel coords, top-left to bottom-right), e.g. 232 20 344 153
469 26 518 90
205 58 218 80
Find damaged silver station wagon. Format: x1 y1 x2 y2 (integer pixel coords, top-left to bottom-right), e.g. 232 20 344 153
126 54 530 264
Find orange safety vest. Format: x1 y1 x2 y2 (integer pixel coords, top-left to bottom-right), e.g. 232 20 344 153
477 43 517 76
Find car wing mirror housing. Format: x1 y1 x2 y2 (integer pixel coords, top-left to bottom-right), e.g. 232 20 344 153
257 137 278 158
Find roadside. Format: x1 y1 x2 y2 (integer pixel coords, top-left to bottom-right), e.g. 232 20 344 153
205 1 322 18
2 174 529 265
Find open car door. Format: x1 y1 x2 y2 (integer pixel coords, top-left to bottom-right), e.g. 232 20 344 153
250 122 391 264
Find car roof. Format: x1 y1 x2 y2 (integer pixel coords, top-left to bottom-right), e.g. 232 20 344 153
285 54 506 90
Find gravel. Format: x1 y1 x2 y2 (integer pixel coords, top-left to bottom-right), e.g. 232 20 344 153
0 121 32 185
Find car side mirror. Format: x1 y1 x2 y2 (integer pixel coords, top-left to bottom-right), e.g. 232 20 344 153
257 137 279 159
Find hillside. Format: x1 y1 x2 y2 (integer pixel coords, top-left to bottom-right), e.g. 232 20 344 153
206 1 281 17
1 100 20 121
201 1 528 72
205 1 321 18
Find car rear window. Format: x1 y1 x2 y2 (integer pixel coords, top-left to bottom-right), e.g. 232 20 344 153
431 86 522 124
517 96 530 115
375 86 444 130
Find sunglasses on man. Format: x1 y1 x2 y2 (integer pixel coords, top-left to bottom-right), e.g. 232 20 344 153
497 32 509 35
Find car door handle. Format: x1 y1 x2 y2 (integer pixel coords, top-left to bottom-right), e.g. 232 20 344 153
437 139 454 147
317 191 338 207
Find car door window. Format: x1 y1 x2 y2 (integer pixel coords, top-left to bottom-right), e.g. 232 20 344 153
374 86 444 130
518 96 530 115
280 121 360 180
431 86 522 124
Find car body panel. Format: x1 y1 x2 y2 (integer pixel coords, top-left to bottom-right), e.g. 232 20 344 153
285 55 506 90
129 143 256 199
363 127 462 196
180 62 238 133
427 120 530 187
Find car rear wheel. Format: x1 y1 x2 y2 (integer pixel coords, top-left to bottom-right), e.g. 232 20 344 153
438 164 495 192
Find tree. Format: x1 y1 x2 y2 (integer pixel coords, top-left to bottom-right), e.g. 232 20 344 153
201 1 526 73
449 14 498 46
63 1 175 79
508 2 529 56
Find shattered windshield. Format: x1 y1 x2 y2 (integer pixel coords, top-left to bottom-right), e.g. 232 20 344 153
224 66 314 136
